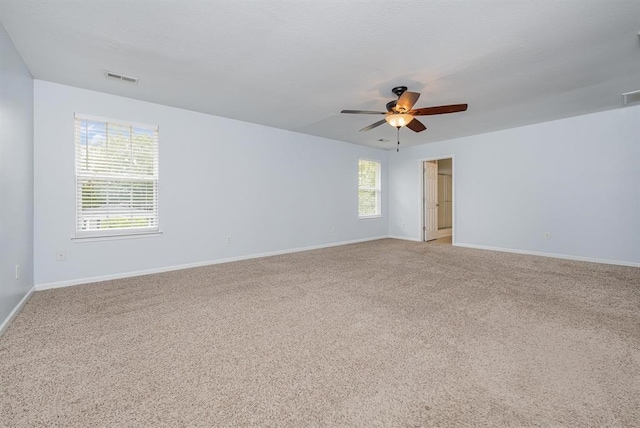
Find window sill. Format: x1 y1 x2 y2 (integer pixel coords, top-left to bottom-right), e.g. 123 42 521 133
359 215 383 220
72 231 163 243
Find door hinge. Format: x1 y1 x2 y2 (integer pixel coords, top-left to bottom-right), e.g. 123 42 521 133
423 226 426 231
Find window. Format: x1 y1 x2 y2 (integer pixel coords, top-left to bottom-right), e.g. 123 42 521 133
75 114 159 237
358 159 381 218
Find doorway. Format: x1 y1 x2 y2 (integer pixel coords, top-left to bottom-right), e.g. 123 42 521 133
422 157 454 243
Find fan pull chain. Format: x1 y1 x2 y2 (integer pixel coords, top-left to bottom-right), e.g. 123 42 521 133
397 127 400 152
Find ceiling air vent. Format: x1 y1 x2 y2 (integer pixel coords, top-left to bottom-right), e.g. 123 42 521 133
104 71 138 84
622 90 640 105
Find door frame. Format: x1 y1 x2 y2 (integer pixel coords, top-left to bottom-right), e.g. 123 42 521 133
420 155 455 244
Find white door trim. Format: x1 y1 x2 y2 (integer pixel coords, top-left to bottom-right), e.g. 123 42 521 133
419 155 455 244
423 161 439 241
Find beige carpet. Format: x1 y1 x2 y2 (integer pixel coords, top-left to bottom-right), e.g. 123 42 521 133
2 239 639 427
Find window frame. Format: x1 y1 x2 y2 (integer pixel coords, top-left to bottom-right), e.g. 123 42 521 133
358 158 382 219
73 114 160 239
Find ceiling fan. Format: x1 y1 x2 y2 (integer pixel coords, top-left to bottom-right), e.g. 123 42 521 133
341 86 468 150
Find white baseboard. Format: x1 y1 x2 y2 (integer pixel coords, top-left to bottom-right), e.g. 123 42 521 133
0 286 35 336
454 243 640 268
34 236 638 292
436 228 452 238
35 236 389 291
388 235 422 242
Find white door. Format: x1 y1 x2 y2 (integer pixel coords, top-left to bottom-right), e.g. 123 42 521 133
423 161 438 241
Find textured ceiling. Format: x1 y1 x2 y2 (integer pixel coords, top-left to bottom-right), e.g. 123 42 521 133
1 0 639 149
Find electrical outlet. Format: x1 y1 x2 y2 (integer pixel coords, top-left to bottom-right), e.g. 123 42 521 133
544 232 551 240
15 264 19 280
56 250 66 261
330 226 336 233
226 236 232 244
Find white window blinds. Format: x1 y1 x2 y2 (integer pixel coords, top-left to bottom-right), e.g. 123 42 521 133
75 114 159 237
358 159 381 218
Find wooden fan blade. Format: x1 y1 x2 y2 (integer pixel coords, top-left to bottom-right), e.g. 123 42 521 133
406 118 426 133
396 91 420 112
359 119 387 132
410 104 468 116
341 110 386 114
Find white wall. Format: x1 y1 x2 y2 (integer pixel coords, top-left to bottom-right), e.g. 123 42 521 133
30 80 640 288
34 81 388 287
389 105 640 265
0 23 34 326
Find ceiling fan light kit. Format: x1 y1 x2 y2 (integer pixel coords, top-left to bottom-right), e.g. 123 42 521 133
385 113 414 128
340 86 468 151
